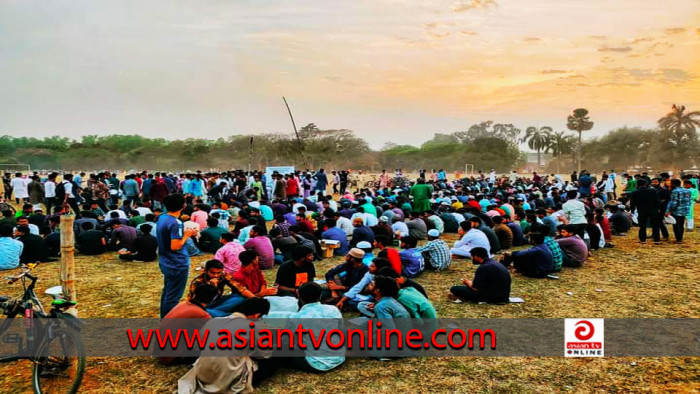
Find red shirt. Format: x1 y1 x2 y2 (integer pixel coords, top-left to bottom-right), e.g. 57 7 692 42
382 247 402 276
233 267 265 294
286 178 299 196
158 301 210 365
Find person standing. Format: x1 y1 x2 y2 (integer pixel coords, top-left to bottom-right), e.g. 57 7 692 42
409 178 433 214
157 194 198 318
629 179 662 244
684 179 698 231
562 190 587 238
10 173 29 205
666 179 692 243
313 169 328 194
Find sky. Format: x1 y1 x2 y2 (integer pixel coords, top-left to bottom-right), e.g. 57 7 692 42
0 0 699 149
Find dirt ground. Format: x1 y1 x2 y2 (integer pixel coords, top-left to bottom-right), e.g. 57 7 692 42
0 214 697 392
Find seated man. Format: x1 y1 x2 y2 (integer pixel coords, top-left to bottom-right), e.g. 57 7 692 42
118 223 158 262
270 227 298 265
450 221 491 258
492 216 513 250
406 211 428 240
417 229 451 271
449 247 511 304
557 224 589 267
500 233 553 278
377 266 436 325
607 205 631 235
539 226 564 272
349 217 374 248
358 275 410 330
214 232 245 274
321 218 349 256
16 225 50 263
158 284 217 366
399 236 424 278
232 250 278 297
14 216 39 236
335 257 392 311
391 217 409 239
177 298 273 393
108 220 137 251
374 235 402 275
76 221 107 255
286 282 345 372
189 259 256 317
274 246 316 297
199 217 228 253
324 248 369 302
0 224 23 270
243 225 275 270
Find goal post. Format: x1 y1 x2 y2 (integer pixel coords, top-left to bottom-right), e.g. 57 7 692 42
465 164 474 175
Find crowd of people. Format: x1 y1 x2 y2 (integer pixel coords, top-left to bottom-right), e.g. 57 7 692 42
0 167 697 392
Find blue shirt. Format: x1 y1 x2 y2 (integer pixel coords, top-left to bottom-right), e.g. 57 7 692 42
399 248 424 278
0 237 23 270
374 296 411 330
321 227 349 255
156 214 189 270
259 205 274 222
289 302 344 371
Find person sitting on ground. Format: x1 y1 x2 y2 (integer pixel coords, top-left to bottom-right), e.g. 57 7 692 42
500 233 553 278
505 217 526 247
556 224 588 267
391 216 409 239
177 298 273 393
377 267 437 326
213 232 245 274
320 218 349 256
285 282 345 372
158 283 217 366
137 213 158 236
416 229 451 271
199 217 228 254
232 250 278 297
449 247 511 304
119 223 158 262
398 235 424 278
358 275 411 330
274 246 316 297
15 225 50 263
189 259 256 317
76 221 107 255
14 216 39 236
538 225 564 272
450 220 491 258
243 225 275 270
406 211 428 240
324 248 369 302
373 235 402 275
607 204 631 235
0 224 22 270
492 215 513 250
335 257 392 311
127 209 145 227
273 215 291 237
108 219 137 251
349 216 374 248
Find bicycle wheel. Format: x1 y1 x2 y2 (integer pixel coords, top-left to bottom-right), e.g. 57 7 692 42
31 328 86 394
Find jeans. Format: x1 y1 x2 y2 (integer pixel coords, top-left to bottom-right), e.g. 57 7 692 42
206 294 245 317
450 286 482 302
672 215 686 242
159 264 190 318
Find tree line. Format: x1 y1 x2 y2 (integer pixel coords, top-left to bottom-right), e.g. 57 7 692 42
0 105 697 173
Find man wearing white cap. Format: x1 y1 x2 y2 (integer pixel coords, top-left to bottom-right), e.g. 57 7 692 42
324 248 368 301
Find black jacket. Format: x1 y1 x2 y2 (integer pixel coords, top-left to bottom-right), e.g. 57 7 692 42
630 187 661 215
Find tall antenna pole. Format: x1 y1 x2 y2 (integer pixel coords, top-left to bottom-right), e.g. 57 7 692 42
282 96 309 169
248 136 254 173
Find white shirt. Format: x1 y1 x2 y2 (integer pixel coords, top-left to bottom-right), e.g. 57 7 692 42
15 224 39 236
562 199 587 225
391 222 409 237
106 209 127 220
11 177 28 198
135 207 153 217
44 181 56 198
60 180 75 198
335 216 354 237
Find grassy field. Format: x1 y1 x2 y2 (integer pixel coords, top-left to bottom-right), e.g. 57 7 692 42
0 223 698 392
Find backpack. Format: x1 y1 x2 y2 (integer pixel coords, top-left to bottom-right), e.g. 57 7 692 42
55 180 78 201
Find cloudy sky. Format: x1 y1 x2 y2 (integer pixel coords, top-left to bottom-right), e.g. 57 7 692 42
1 0 698 148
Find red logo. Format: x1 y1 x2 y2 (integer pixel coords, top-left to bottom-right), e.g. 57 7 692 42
574 320 594 341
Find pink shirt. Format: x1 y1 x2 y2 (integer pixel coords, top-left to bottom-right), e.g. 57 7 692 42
191 211 208 231
243 236 275 270
214 241 246 274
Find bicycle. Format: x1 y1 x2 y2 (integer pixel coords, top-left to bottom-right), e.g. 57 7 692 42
0 264 85 394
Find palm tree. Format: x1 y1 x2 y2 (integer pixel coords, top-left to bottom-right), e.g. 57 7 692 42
657 104 700 145
545 131 575 174
566 108 594 173
522 126 552 167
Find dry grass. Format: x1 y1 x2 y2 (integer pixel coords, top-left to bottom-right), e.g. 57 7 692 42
0 222 698 393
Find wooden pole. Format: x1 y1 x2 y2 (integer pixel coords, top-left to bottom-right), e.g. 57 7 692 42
282 96 309 169
60 214 77 317
248 136 254 174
